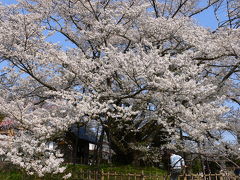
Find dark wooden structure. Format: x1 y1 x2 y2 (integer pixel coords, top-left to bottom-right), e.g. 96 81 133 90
60 125 97 164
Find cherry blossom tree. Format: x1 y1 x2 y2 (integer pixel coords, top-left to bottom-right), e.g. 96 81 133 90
0 0 239 177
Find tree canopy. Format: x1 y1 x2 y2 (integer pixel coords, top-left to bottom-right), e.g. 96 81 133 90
0 0 239 177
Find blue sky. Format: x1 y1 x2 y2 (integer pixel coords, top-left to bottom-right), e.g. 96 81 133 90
193 7 218 29
1 0 17 5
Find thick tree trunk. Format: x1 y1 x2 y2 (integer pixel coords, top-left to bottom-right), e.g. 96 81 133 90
104 128 141 165
111 150 141 165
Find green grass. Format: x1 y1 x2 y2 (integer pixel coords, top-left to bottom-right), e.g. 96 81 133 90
67 164 167 175
0 164 167 180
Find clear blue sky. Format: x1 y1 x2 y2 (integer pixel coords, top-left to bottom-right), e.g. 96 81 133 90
193 7 218 29
1 0 16 5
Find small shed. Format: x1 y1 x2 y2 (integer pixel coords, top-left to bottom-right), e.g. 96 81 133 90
60 124 97 164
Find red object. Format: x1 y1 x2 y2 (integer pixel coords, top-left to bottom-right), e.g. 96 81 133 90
0 118 15 129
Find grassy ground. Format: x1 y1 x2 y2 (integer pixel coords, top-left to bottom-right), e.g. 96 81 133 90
0 164 167 180
69 164 166 174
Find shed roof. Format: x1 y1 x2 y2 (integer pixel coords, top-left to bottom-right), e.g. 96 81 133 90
71 125 97 144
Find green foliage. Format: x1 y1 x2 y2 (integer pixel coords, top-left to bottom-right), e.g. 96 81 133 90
191 159 202 173
0 172 22 180
0 113 5 122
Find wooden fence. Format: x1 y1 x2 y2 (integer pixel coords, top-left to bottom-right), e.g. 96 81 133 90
71 169 165 180
179 174 240 180
70 170 240 180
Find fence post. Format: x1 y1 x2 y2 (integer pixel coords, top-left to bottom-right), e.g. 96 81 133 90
184 174 187 180
94 170 96 180
141 170 145 180
79 168 82 179
101 169 104 180
219 173 223 180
